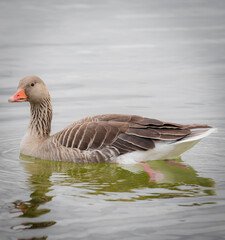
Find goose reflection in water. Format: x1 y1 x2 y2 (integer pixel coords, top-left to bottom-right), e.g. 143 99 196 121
11 155 215 232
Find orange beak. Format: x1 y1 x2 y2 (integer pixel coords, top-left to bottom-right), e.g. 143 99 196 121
8 88 28 102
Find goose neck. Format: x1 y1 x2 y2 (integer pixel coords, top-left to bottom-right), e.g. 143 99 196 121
29 98 52 138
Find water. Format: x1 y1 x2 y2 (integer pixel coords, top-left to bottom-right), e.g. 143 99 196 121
0 0 225 239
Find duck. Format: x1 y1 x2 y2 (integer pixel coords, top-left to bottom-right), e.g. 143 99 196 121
8 75 216 164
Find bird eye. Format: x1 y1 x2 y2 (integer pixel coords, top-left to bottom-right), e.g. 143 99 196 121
31 83 35 87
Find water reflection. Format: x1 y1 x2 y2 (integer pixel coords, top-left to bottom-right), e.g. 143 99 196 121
11 157 56 231
20 155 215 200
11 155 215 233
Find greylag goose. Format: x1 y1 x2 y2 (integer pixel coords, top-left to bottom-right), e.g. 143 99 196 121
8 76 215 164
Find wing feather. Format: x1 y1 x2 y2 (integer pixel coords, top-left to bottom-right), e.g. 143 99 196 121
90 123 110 149
113 138 143 152
118 133 155 149
66 124 81 147
53 114 204 156
72 123 88 148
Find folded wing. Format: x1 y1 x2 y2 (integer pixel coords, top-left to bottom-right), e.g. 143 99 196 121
52 114 210 156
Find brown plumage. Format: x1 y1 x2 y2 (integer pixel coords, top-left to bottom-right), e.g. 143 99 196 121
8 75 213 163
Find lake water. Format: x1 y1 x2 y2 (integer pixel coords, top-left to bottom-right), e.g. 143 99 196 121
0 0 225 239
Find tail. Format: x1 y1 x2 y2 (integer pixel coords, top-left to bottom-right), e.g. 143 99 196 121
177 127 217 144
183 124 212 129
166 127 216 159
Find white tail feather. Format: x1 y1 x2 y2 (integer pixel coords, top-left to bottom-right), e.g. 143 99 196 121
116 128 216 164
175 128 216 143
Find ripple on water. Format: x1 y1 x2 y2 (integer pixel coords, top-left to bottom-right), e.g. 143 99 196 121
0 117 221 240
18 155 216 202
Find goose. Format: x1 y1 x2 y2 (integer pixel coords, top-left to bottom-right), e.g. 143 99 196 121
8 75 215 164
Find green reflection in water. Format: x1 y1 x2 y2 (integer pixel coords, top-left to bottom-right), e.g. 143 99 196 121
19 154 215 200
13 162 53 218
12 154 215 231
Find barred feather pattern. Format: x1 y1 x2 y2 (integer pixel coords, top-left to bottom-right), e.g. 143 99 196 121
27 101 211 163
47 114 210 163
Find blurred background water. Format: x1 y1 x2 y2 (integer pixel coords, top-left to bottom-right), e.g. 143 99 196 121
0 0 225 239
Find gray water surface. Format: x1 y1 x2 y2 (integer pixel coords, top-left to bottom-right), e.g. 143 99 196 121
0 0 225 239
